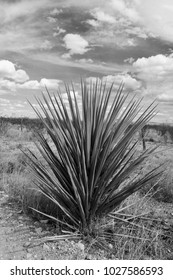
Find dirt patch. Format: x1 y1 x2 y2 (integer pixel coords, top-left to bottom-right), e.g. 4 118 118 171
0 191 107 260
1 190 173 260
0 136 173 260
0 190 55 259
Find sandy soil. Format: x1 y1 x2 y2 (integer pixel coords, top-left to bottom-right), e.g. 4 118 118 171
0 191 106 260
0 190 84 260
0 134 173 260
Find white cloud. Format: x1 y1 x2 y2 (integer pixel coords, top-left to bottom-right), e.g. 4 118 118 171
63 34 90 56
0 60 29 83
0 60 63 93
12 69 29 83
0 78 62 93
86 73 142 91
91 8 116 24
40 78 62 89
17 80 40 90
133 54 173 82
110 0 140 22
108 0 173 43
0 79 16 92
0 79 40 92
86 1 150 48
0 60 15 77
135 0 173 42
132 54 173 100
102 73 142 90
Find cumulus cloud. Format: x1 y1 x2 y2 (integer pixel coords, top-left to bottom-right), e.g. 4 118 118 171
0 79 16 92
63 34 90 56
0 60 62 93
17 80 40 90
18 78 62 90
11 69 29 83
132 54 173 82
0 77 62 92
86 73 142 91
0 79 40 92
102 73 142 90
0 60 15 77
0 60 29 83
40 78 62 89
132 54 173 101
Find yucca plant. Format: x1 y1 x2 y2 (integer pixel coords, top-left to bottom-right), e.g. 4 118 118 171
26 79 162 237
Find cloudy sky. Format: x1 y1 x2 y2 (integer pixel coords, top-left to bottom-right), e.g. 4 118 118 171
0 0 173 122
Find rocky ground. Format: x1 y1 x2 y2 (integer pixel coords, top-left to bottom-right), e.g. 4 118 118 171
0 190 107 260
0 189 173 260
0 132 173 260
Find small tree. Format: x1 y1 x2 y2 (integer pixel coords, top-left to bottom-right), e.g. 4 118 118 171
0 117 9 135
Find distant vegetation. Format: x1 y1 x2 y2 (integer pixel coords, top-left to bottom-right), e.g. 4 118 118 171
0 116 44 132
145 123 173 142
1 116 173 144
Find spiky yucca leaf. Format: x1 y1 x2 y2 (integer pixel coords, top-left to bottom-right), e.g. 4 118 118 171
27 79 162 234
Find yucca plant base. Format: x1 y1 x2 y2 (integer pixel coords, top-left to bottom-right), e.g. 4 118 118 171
26 80 162 237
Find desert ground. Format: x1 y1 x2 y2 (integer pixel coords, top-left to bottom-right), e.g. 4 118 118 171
0 119 173 260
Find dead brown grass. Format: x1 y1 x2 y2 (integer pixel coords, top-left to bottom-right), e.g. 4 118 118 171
0 125 173 259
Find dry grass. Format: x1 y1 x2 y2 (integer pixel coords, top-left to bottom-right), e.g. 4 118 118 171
0 124 173 259
137 144 173 202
